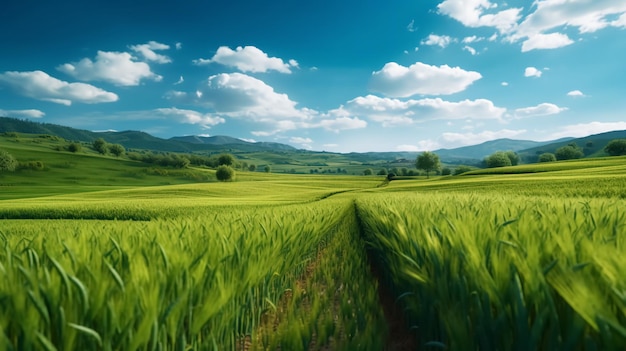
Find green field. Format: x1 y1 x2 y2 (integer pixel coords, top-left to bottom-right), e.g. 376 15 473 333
2 134 626 350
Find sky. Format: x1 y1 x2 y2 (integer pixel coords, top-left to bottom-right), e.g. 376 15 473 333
1 0 625 153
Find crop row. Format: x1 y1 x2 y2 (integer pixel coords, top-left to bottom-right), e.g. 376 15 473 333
356 192 626 350
0 199 386 350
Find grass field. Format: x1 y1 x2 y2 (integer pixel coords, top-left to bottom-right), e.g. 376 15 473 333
2 133 626 350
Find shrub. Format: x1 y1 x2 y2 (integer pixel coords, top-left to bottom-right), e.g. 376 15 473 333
0 149 18 172
218 154 235 166
108 143 125 157
485 152 512 168
605 139 626 156
555 144 584 160
363 168 373 176
18 161 45 171
454 165 473 175
68 142 82 153
216 165 235 181
538 153 556 162
441 167 452 176
93 138 108 154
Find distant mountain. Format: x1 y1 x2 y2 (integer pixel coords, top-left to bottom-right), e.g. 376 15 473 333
170 135 296 151
517 130 626 162
433 138 571 163
0 117 295 153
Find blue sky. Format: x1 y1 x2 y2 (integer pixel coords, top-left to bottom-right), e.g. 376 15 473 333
1 0 625 152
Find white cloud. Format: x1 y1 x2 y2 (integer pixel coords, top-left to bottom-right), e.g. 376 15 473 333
193 46 296 74
175 42 182 50
462 35 484 43
524 67 542 78
0 70 118 105
514 103 567 118
289 137 313 146
463 45 478 55
438 0 626 52
58 51 162 86
501 81 509 86
154 107 225 128
521 33 574 52
437 0 522 33
197 72 314 121
567 90 585 97
318 116 367 132
407 19 417 32
343 95 506 126
370 62 482 97
421 34 455 48
442 129 527 146
129 41 171 63
0 109 45 118
174 76 184 85
549 121 626 139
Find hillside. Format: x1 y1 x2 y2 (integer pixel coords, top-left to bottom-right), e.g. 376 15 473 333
517 130 626 162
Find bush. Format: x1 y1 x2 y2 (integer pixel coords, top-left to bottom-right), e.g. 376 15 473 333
18 161 45 171
605 139 626 156
538 153 556 162
93 138 108 154
218 154 235 166
485 152 512 168
363 168 373 176
68 142 82 153
108 143 125 157
0 149 18 172
216 165 235 181
441 167 452 176
555 144 584 160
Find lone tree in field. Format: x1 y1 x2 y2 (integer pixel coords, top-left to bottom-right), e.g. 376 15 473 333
555 143 584 160
416 151 440 178
0 149 18 172
605 139 626 156
215 165 235 181
68 142 82 153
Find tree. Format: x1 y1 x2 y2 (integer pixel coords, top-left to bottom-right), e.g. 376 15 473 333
363 168 373 176
264 165 271 173
215 165 235 181
68 142 82 153
416 151 440 178
108 143 125 157
93 138 108 154
248 164 257 172
538 153 556 162
218 154 235 166
441 167 452 176
454 165 473 175
377 168 388 176
555 143 583 160
0 149 18 172
485 151 512 168
605 139 626 156
505 151 520 166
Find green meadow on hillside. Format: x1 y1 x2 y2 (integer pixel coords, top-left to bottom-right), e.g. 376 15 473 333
1 132 626 350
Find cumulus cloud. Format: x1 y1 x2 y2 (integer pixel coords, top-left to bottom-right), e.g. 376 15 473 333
549 121 626 139
521 33 574 52
290 136 314 148
421 34 455 48
514 103 567 118
501 82 509 86
524 67 542 78
58 51 162 86
193 46 297 73
0 108 45 118
369 62 482 97
438 0 626 52
442 129 527 146
129 41 172 63
153 107 225 128
0 70 118 105
197 72 313 120
437 0 522 33
462 35 484 43
567 90 585 97
342 95 506 126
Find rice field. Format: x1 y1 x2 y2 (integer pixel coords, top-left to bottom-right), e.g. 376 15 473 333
1 157 626 350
